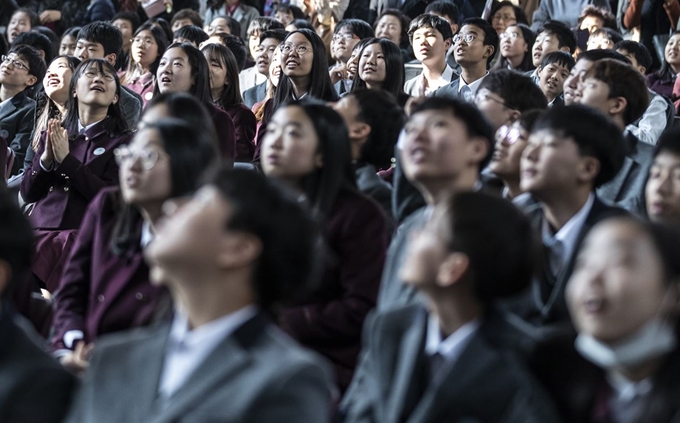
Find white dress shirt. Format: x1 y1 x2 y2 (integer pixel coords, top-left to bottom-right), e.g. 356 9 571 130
404 64 456 97
626 92 669 146
458 72 488 102
425 314 481 382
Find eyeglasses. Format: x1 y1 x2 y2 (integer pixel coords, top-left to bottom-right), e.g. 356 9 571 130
132 37 157 47
492 14 517 23
495 125 526 145
332 33 357 42
475 92 507 107
453 33 480 45
1 55 29 72
114 146 167 170
500 32 521 40
280 43 312 56
83 70 116 81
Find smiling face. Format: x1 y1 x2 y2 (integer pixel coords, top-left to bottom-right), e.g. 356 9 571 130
7 11 31 44
665 34 680 69
157 47 195 93
269 49 283 87
563 59 592 105
375 15 402 45
43 57 74 105
412 26 451 65
132 30 160 70
359 43 387 88
260 105 321 184
74 63 119 108
646 151 680 224
119 127 172 207
532 30 560 68
566 219 670 344
281 33 314 78
538 61 570 101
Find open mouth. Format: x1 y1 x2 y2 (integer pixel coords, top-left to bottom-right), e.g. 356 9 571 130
47 78 61 87
90 84 105 92
160 75 172 83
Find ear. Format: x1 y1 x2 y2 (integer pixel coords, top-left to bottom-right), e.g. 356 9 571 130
451 24 459 35
576 156 600 184
25 75 37 87
507 109 521 124
608 96 627 117
559 46 571 53
0 260 11 297
537 65 544 75
483 44 494 59
111 94 119 105
444 38 452 50
638 65 647 75
315 153 323 168
468 136 490 165
349 122 371 142
105 53 117 66
215 232 262 270
436 252 469 288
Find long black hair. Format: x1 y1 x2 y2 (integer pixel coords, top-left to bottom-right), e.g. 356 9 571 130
201 42 243 108
351 38 404 99
122 21 169 85
63 59 128 137
153 42 212 105
654 31 680 84
494 23 535 72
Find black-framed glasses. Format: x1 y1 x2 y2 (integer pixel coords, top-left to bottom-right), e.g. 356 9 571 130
114 146 167 170
332 32 357 42
453 33 479 44
1 55 29 72
280 43 312 56
475 92 507 107
83 70 116 81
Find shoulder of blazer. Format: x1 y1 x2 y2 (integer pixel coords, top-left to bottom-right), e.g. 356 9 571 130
10 89 34 108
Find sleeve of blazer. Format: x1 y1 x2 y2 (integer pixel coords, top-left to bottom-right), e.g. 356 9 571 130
8 98 36 175
498 373 563 423
120 87 142 130
6 366 76 423
20 137 56 203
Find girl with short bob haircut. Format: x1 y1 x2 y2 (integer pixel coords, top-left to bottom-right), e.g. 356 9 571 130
122 21 169 106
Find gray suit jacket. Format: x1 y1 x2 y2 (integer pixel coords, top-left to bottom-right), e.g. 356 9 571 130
355 164 392 224
0 90 35 175
120 86 142 130
243 82 266 110
343 305 561 423
433 78 461 99
66 313 333 423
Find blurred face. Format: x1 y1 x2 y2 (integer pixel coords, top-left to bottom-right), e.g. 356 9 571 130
204 52 227 93
567 220 670 344
261 105 321 183
665 34 680 69
577 76 618 120
157 48 195 94
347 43 363 78
375 15 401 45
74 40 107 61
488 121 529 179
359 43 387 88
646 151 680 224
402 109 486 185
281 33 314 78
412 26 451 65
538 61 570 100
580 15 604 34
7 11 31 44
332 27 360 63
248 30 261 59
474 88 512 131
453 24 492 67
520 129 588 196
491 6 517 34
617 48 646 74
532 30 560 68
563 59 592 105
207 18 230 37
500 26 528 60
113 18 134 50
586 33 614 51
255 37 281 76
0 53 35 88
60 34 77 56
118 128 172 207
400 207 450 290
269 49 282 87
429 12 458 37
74 64 119 108
132 30 160 70
275 10 294 26
172 18 194 33
332 95 359 130
43 57 73 105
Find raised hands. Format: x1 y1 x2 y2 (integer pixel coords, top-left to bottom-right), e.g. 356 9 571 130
40 119 70 169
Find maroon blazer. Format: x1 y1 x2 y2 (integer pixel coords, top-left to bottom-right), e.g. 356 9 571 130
223 103 256 163
125 72 155 107
279 189 389 392
20 120 132 231
51 187 167 351
208 103 237 161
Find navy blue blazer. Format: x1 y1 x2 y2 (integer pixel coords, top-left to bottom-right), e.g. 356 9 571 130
433 78 461 99
0 89 36 176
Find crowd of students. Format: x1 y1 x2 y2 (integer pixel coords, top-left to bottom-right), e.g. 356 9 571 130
1 0 680 421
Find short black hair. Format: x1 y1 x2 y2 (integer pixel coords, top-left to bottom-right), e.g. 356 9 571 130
375 9 411 48
540 50 575 70
590 27 623 46
488 1 528 28
11 8 39 29
247 16 285 37
174 24 209 46
578 5 617 30
0 192 33 298
78 21 123 56
654 128 680 159
461 17 498 67
214 16 241 39
112 11 142 33
289 19 314 31
211 167 320 311
425 0 460 26
215 33 247 71
9 44 46 83
274 4 305 20
445 191 538 304
170 8 203 29
614 40 652 71
577 47 631 64
334 18 375 39
11 30 53 64
533 105 625 187
408 14 453 43
479 69 547 111
411 96 495 170
259 29 287 44
537 20 576 53
516 109 545 133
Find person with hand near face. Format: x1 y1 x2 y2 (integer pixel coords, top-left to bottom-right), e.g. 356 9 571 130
20 59 131 293
646 129 680 225
329 19 374 96
404 14 454 98
122 22 169 107
537 51 574 106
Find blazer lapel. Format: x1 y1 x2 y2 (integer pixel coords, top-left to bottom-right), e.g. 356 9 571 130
0 93 19 121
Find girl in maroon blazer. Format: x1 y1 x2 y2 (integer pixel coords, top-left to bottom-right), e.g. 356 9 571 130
21 58 131 293
155 42 237 162
52 94 220 371
201 42 257 163
260 99 389 393
121 21 169 107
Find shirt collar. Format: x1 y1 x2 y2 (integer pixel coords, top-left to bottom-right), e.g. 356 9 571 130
78 118 105 133
425 313 481 363
458 72 488 95
140 219 153 248
542 193 595 264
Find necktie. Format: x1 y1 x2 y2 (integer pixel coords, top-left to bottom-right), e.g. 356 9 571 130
460 85 472 103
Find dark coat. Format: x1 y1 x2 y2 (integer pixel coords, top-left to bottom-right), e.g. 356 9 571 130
208 103 237 161
0 89 36 176
355 163 392 224
223 103 257 163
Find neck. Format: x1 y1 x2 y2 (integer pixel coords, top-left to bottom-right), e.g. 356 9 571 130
350 137 365 162
0 84 23 102
426 289 483 338
365 81 383 91
670 63 680 74
610 114 625 131
540 188 591 232
503 177 522 199
55 101 67 116
420 170 479 207
460 63 487 85
212 85 225 102
422 60 447 81
506 53 523 69
138 202 164 230
616 358 664 383
289 75 310 98
78 105 109 127
545 91 558 104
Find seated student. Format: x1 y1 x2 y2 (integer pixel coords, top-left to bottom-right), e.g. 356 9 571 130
74 22 142 129
646 128 680 225
260 100 388 392
111 12 140 72
647 32 680 101
576 59 652 215
202 32 248 72
350 38 409 107
333 89 405 219
585 27 622 51
11 30 53 63
59 27 80 57
536 51 574 107
374 10 416 64
487 1 528 35
509 105 627 328
616 40 672 146
6 8 38 45
122 22 169 107
205 16 240 38
562 48 629 106
205 0 261 42
528 20 576 84
488 109 544 207
577 4 616 34
239 17 284 94
424 0 460 72
494 23 536 72
202 43 257 162
535 217 680 422
170 8 203 34
435 18 497 102
343 192 561 423
173 24 209 47
530 0 611 31
20 59 132 293
273 4 304 27
65 167 334 423
403 14 454 97
51 100 219 374
243 29 285 109
329 19 374 96
474 68 547 131
0 44 44 176
0 193 76 423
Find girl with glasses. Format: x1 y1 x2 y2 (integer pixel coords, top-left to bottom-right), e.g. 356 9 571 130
493 23 536 72
121 22 169 107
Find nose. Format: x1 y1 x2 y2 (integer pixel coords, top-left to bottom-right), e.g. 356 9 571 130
522 142 539 162
655 172 673 195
